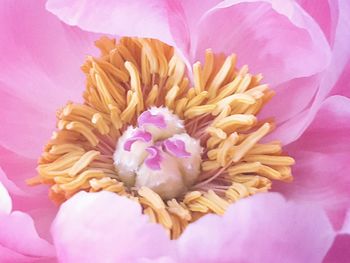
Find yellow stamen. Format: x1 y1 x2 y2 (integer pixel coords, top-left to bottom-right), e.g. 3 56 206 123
30 36 294 240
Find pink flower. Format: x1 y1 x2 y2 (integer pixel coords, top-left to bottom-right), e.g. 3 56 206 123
1 0 350 262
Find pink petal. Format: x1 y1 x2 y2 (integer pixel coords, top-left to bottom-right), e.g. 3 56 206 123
52 191 174 262
0 87 53 159
297 0 338 45
274 96 350 230
0 246 34 263
323 210 350 262
0 181 12 214
0 146 58 241
329 3 350 99
323 234 350 263
175 0 222 55
0 202 55 260
192 0 331 86
341 210 350 234
137 257 177 263
312 0 350 102
0 0 99 158
0 245 55 263
0 0 93 241
331 59 350 98
0 178 55 261
46 0 188 49
177 193 334 263
0 145 49 203
267 0 350 144
260 75 321 138
0 165 25 198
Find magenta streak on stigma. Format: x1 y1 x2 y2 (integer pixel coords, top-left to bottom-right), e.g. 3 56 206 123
137 110 166 129
163 139 190 158
124 129 152 151
145 146 162 170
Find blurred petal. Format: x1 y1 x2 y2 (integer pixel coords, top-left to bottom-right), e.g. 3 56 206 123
0 145 44 195
0 0 99 158
341 210 350 234
46 0 189 50
52 191 174 262
0 181 12 214
0 166 24 197
275 96 350 230
330 59 350 98
0 210 55 260
0 245 55 263
0 146 57 241
177 193 334 263
137 257 177 263
193 0 331 85
323 234 350 263
0 246 32 263
0 179 55 261
0 87 53 160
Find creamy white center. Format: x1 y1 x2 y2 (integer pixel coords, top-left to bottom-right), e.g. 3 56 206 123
113 107 202 199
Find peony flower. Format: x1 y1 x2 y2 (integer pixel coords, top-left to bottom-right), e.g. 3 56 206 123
1 0 350 262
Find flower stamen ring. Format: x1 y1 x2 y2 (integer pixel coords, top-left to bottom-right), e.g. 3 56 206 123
28 37 295 239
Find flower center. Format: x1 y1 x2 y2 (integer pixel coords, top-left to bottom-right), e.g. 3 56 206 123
114 106 202 199
28 36 295 239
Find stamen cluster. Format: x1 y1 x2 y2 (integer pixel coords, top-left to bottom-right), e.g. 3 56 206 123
28 37 295 239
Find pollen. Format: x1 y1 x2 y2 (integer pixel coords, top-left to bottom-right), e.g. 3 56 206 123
28 36 295 239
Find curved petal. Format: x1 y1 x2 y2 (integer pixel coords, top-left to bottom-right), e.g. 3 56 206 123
267 0 350 144
260 75 320 138
0 179 55 261
0 166 25 197
274 96 350 230
0 84 53 159
0 181 12 214
0 146 58 241
330 59 350 98
52 191 174 262
0 211 55 261
177 193 334 263
46 0 189 51
0 245 55 263
312 0 350 102
297 0 339 45
329 8 350 99
323 234 350 263
0 0 99 158
0 246 33 263
192 0 331 86
341 210 350 234
0 146 45 196
175 0 222 55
